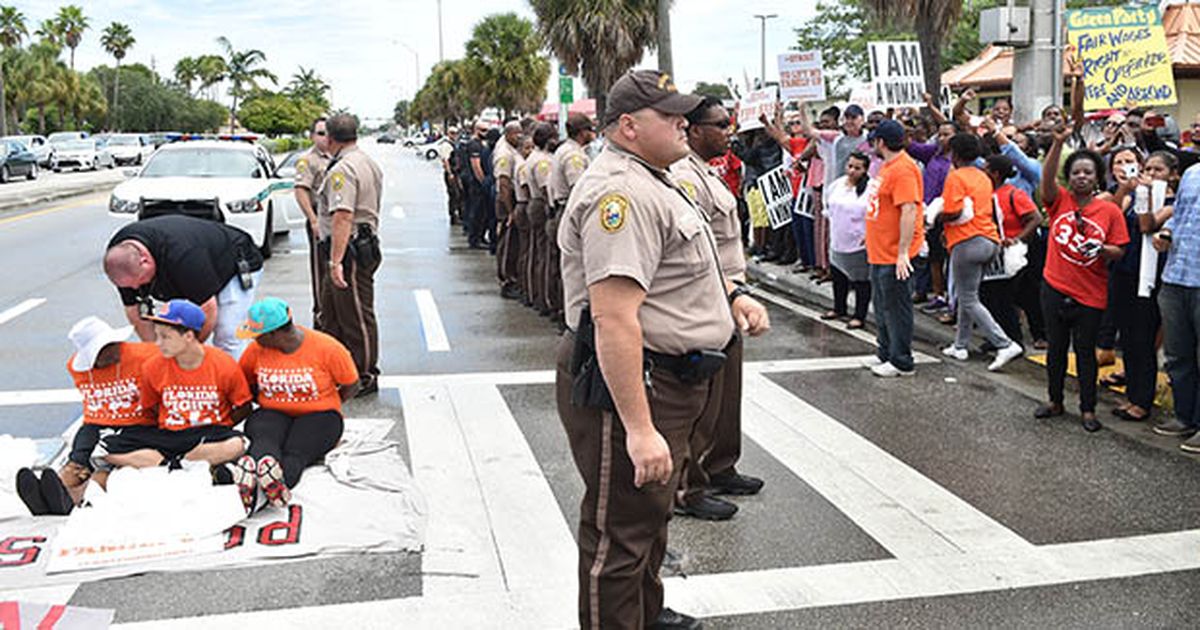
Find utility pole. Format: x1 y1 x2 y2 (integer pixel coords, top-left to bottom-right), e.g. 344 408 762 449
753 14 778 89
657 0 673 76
437 0 445 63
1013 0 1059 122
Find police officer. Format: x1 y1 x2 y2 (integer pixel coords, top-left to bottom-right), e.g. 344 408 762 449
557 69 768 630
547 113 596 327
492 121 523 300
671 97 769 522
526 123 557 317
513 135 534 305
293 116 331 327
464 121 490 249
440 126 463 226
318 114 384 396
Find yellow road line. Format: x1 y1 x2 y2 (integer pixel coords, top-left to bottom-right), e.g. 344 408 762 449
0 193 108 226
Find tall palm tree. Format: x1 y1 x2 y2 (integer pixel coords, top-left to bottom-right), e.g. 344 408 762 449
54 5 88 71
0 5 28 135
528 0 660 122
174 56 199 95
286 65 330 108
100 22 134 130
216 36 275 131
195 54 227 101
863 0 963 101
34 18 60 47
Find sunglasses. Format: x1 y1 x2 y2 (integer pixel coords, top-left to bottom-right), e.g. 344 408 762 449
314 130 327 136
691 120 731 130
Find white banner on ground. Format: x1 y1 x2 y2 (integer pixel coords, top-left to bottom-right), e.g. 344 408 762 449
868 41 925 108
0 418 425 589
758 165 794 229
778 51 826 102
737 86 779 132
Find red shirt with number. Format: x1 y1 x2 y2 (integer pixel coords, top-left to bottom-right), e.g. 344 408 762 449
68 342 159 427
1043 185 1129 309
140 346 252 430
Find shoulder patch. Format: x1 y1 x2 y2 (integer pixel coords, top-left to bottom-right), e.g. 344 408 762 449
537 160 551 175
569 154 586 170
296 158 309 173
678 180 697 201
497 156 510 170
330 171 346 192
597 193 629 234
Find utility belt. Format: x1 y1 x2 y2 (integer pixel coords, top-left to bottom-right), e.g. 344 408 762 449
569 305 729 412
318 224 381 275
548 201 565 219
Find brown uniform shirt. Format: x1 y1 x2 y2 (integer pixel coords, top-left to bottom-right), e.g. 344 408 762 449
514 155 530 203
550 138 590 205
492 138 519 182
319 145 383 236
671 152 746 281
294 147 331 213
559 145 734 355
528 149 554 201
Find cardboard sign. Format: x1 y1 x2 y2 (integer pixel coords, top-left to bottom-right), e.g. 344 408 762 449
737 86 779 132
757 165 794 229
1067 5 1177 111
868 41 925 108
746 186 769 229
777 51 826 102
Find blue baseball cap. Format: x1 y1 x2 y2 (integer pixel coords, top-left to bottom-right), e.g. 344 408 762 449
143 299 205 332
868 119 906 145
844 104 865 118
238 297 292 339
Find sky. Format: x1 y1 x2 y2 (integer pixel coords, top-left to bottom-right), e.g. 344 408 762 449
12 0 817 121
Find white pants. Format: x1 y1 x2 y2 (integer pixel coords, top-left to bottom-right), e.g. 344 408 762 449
213 270 262 358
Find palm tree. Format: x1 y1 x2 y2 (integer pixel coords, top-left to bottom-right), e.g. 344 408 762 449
464 14 549 119
286 66 330 108
54 5 88 70
863 0 963 101
0 5 28 135
528 0 660 122
216 37 275 131
195 54 227 101
34 18 60 47
174 56 199 95
100 22 134 130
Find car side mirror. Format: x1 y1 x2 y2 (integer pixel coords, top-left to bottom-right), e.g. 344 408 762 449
123 167 140 178
277 166 296 179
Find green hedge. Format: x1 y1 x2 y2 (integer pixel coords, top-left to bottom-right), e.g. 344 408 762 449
259 137 314 154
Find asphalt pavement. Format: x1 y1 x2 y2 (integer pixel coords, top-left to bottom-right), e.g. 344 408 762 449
0 140 1197 628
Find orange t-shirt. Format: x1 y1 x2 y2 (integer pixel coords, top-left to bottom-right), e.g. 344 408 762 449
140 346 252 431
942 166 1000 250
68 342 159 427
865 152 926 265
239 327 359 416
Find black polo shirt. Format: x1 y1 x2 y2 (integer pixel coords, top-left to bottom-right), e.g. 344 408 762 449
107 215 264 307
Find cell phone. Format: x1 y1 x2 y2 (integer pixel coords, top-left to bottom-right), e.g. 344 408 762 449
1123 163 1139 180
1080 241 1102 258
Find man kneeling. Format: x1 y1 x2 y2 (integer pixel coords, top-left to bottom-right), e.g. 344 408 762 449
94 299 256 512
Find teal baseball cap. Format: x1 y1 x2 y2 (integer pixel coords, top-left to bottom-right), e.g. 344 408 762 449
237 297 292 339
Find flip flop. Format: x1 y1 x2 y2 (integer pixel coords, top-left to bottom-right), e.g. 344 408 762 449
1099 373 1126 387
846 319 865 330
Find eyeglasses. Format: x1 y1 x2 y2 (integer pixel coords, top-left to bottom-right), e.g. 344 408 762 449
314 131 327 136
691 120 731 130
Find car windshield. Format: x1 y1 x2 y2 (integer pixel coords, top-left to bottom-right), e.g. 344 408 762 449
48 134 79 144
109 137 139 146
62 141 93 150
141 148 260 178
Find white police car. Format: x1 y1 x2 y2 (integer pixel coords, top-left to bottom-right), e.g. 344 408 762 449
108 138 306 258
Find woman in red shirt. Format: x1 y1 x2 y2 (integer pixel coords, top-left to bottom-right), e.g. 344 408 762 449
1036 126 1130 431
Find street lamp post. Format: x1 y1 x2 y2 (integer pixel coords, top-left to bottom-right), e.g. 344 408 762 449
753 13 778 89
437 0 444 63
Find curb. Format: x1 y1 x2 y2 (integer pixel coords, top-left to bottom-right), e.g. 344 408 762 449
0 181 120 215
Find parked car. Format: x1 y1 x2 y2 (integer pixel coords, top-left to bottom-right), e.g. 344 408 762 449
377 134 396 144
54 138 115 171
414 137 453 160
47 131 88 146
4 135 55 168
0 139 39 182
107 134 155 165
401 134 427 147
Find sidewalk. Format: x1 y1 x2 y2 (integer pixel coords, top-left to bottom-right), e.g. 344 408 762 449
0 169 126 214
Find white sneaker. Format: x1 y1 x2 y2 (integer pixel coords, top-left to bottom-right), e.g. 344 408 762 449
860 355 886 369
988 343 1024 372
871 362 915 378
941 345 969 361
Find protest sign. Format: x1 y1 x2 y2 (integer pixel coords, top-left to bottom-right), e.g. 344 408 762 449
737 86 778 132
1067 5 1176 111
778 50 826 102
868 41 925 108
746 186 769 229
757 165 793 229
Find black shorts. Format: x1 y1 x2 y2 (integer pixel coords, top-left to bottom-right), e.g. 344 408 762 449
95 425 244 462
927 222 947 262
68 424 102 469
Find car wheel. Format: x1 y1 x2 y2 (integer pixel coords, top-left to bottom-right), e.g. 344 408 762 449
425 149 438 160
0 166 9 184
27 163 37 180
259 206 274 260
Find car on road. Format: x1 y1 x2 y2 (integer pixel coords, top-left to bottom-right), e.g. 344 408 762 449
4 135 56 168
377 134 397 144
401 134 428 147
53 138 115 171
0 139 39 182
47 131 88 146
107 139 306 258
107 133 155 165
414 137 452 160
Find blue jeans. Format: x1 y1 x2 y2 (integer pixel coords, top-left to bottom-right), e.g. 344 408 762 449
871 264 915 372
790 214 814 267
1159 283 1200 428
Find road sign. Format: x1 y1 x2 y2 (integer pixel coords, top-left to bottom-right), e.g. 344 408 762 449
559 77 573 104
868 41 925 108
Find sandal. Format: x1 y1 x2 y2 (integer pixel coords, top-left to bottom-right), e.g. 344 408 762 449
846 319 865 330
937 311 956 325
819 310 843 320
1034 403 1065 419
1099 372 1126 387
1113 406 1150 422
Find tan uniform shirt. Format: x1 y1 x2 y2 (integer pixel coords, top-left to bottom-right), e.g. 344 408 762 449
559 145 735 355
550 138 590 205
671 152 746 281
319 145 383 236
492 138 518 182
527 149 554 201
514 155 530 203
294 147 331 213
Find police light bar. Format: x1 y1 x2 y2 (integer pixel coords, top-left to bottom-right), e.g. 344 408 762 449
217 134 260 143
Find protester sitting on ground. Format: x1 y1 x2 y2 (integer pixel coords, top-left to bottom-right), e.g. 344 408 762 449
937 133 1024 371
978 155 1041 350
15 317 159 516
1105 151 1177 421
92 299 256 510
1036 125 1129 432
821 152 874 330
237 298 359 509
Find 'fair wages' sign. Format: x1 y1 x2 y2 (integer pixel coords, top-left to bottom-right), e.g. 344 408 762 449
868 41 925 108
777 50 826 102
757 165 793 230
1067 6 1177 111
737 86 779 132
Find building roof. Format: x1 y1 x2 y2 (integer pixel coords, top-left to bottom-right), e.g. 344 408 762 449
941 45 1012 90
1164 2 1200 70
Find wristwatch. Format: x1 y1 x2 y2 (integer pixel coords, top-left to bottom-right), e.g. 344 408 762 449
728 285 753 304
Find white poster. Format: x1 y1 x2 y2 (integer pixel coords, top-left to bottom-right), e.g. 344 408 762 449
777 51 826 102
868 41 926 108
757 165 794 229
737 86 779 132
